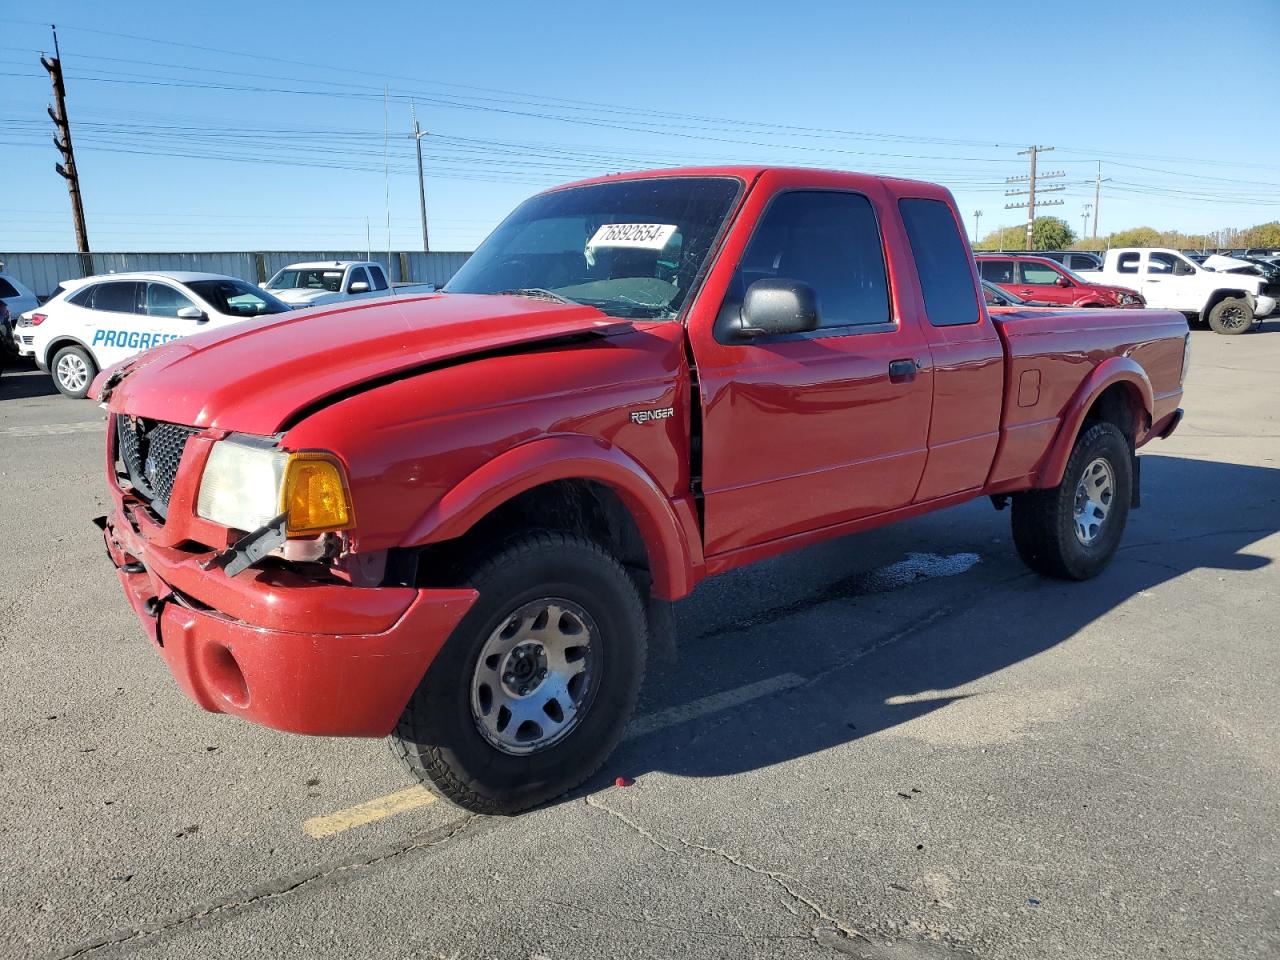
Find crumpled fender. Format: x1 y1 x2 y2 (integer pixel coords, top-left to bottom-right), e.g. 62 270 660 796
1036 355 1154 489
401 434 704 600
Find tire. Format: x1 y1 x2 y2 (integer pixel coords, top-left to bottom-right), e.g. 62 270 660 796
1011 422 1132 581
1206 297 1254 335
51 345 96 399
391 531 647 814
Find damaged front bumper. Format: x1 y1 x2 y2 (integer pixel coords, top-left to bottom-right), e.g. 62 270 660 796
98 487 477 738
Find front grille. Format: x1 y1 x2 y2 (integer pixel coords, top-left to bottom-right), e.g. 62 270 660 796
117 417 199 517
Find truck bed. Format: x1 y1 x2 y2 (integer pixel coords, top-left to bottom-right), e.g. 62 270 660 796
989 306 1188 491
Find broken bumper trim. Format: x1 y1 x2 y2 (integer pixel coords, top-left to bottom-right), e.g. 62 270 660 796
100 507 477 737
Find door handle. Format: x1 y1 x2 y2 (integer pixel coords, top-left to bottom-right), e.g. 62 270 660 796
888 359 918 383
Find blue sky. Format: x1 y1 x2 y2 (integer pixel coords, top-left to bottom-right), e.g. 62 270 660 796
2 0 1277 252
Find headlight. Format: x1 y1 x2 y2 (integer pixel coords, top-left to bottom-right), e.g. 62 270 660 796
196 438 288 533
196 437 354 536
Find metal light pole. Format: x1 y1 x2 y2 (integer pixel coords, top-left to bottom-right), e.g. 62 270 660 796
973 209 983 245
410 105 430 253
1081 202 1092 242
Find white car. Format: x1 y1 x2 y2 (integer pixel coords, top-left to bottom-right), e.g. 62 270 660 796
263 260 392 308
26 271 291 398
1081 248 1276 334
2 273 40 356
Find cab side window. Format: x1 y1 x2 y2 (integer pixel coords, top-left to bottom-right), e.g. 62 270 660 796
93 281 143 314
979 260 1015 284
730 191 891 332
1117 253 1140 273
1147 253 1177 275
347 267 370 292
367 265 389 291
146 283 197 317
1019 262 1062 285
898 198 981 327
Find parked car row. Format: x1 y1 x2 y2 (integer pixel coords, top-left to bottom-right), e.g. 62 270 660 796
3 260 430 398
976 245 1275 334
975 254 1144 309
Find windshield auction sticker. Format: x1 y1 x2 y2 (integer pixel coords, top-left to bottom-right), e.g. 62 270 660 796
587 223 677 251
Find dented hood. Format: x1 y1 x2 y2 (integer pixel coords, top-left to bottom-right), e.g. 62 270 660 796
103 294 620 435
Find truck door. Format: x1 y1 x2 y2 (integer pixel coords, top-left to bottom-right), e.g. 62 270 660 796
896 197 1004 500
1139 251 1191 310
690 181 933 557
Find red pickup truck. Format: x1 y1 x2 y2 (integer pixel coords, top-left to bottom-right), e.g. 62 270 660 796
94 167 1187 814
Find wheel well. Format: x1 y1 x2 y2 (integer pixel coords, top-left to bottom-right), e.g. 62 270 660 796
1202 289 1249 316
44 337 92 369
410 479 651 589
1082 382 1143 447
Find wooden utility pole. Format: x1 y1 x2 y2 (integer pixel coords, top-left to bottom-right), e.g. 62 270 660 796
410 105 430 253
1005 146 1064 250
42 25 90 271
1091 162 1111 243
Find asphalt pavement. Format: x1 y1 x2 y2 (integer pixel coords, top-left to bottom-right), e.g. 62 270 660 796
1 325 1277 960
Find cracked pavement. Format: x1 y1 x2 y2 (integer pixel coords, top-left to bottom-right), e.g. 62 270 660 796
2 327 1278 959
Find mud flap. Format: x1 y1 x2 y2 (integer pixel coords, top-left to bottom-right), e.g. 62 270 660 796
1131 453 1142 509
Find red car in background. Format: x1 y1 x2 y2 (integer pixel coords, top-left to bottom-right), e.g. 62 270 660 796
977 254 1145 308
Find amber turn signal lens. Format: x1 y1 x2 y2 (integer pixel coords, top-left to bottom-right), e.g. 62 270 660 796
281 453 354 536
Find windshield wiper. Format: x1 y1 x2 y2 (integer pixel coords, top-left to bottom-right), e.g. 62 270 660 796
497 288 575 305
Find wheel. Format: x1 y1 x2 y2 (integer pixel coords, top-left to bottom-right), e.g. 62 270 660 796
1206 298 1254 335
51 345 96 398
1011 422 1132 581
391 531 647 814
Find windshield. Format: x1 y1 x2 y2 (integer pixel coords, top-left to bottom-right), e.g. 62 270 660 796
187 278 291 317
445 176 742 319
266 268 346 292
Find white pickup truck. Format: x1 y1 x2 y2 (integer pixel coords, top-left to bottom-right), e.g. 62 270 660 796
263 260 393 308
1081 248 1276 334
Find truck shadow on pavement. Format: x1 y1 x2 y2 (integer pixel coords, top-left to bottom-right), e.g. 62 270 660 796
0 368 59 401
599 453 1278 785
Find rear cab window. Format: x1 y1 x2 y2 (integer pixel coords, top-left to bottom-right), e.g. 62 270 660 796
898 198 981 327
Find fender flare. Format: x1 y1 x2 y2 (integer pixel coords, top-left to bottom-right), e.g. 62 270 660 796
41 332 97 369
401 435 704 600
1201 288 1252 317
1036 356 1154 489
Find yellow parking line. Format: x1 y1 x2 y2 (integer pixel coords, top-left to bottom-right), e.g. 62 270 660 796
303 785 437 838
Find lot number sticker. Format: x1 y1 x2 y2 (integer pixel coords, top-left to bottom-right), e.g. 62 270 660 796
588 223 677 251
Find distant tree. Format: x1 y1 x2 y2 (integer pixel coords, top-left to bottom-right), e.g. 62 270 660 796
1241 222 1280 248
1108 226 1162 248
1030 216 1076 250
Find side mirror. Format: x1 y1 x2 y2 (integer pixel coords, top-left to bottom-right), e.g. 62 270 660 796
1055 276 1071 288
733 279 820 340
176 306 207 322
348 281 370 294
